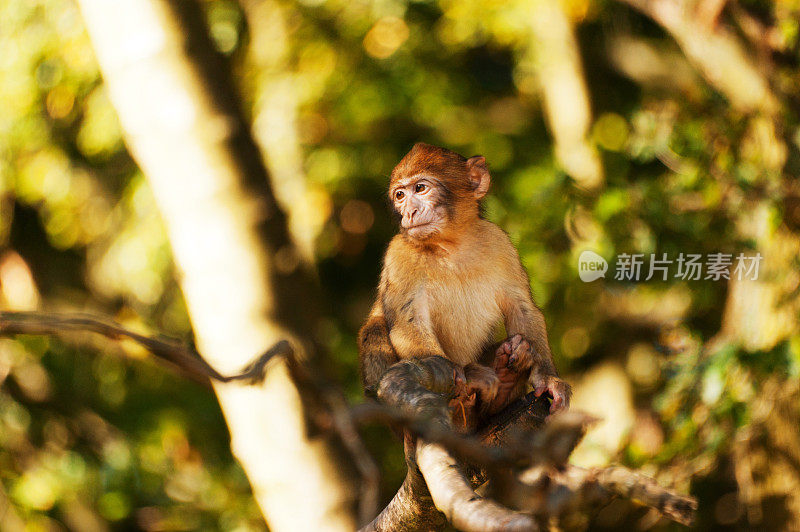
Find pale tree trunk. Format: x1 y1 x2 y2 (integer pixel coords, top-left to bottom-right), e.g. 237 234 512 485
520 0 603 190
75 1 358 530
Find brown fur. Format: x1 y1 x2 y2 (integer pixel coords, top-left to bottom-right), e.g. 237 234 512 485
359 143 569 414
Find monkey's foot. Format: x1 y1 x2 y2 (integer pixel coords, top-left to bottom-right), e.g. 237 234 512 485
532 373 572 415
488 334 533 415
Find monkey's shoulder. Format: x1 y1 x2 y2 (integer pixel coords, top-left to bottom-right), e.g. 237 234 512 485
382 235 418 272
385 233 410 258
463 220 523 268
380 235 425 291
471 219 515 248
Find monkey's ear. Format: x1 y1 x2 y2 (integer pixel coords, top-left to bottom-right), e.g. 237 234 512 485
467 156 490 199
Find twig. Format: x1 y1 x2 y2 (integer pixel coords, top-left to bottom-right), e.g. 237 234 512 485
322 391 382 526
591 466 697 526
0 311 289 384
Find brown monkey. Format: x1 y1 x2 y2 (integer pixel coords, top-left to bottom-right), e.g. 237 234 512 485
358 143 570 427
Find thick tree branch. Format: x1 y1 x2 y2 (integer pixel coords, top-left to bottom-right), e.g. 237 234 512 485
361 434 445 532
522 0 603 189
619 0 778 116
369 357 539 531
240 0 323 263
357 392 550 532
417 441 539 532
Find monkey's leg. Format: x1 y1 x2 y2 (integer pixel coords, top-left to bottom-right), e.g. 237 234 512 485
487 334 533 415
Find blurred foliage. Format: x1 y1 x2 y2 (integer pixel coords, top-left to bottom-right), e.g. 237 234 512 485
1 0 800 530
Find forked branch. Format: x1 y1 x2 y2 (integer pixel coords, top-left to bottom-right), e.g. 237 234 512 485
364 356 697 531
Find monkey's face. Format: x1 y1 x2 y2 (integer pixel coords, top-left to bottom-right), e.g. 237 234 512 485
389 143 491 242
390 176 451 240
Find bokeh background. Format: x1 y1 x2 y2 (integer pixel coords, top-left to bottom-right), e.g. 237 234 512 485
1 0 800 529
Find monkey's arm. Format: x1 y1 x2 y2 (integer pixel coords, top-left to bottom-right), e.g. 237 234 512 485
498 277 571 413
501 286 557 376
358 301 399 398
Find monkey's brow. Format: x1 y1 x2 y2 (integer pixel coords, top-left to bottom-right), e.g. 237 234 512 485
392 174 438 189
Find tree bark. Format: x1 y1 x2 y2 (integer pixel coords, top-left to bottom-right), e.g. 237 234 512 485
75 1 358 530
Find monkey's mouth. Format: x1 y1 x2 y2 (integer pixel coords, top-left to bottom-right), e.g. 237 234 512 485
405 222 432 230
405 222 438 237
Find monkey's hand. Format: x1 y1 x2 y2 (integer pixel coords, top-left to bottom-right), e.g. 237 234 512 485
448 363 501 432
448 365 479 432
488 334 533 415
464 363 500 412
531 372 572 415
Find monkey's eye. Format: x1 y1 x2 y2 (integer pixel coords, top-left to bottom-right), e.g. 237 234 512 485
415 183 427 193
395 190 405 200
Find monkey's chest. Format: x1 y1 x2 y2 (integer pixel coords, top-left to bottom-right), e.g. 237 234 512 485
426 277 502 365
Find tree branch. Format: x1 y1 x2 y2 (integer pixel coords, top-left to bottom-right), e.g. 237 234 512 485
619 0 778 116
590 466 697 526
366 357 539 530
360 434 445 532
523 0 603 189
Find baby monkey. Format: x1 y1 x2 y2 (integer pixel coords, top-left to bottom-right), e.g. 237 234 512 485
359 143 571 429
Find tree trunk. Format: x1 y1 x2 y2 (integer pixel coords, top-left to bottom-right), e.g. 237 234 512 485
75 1 358 530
